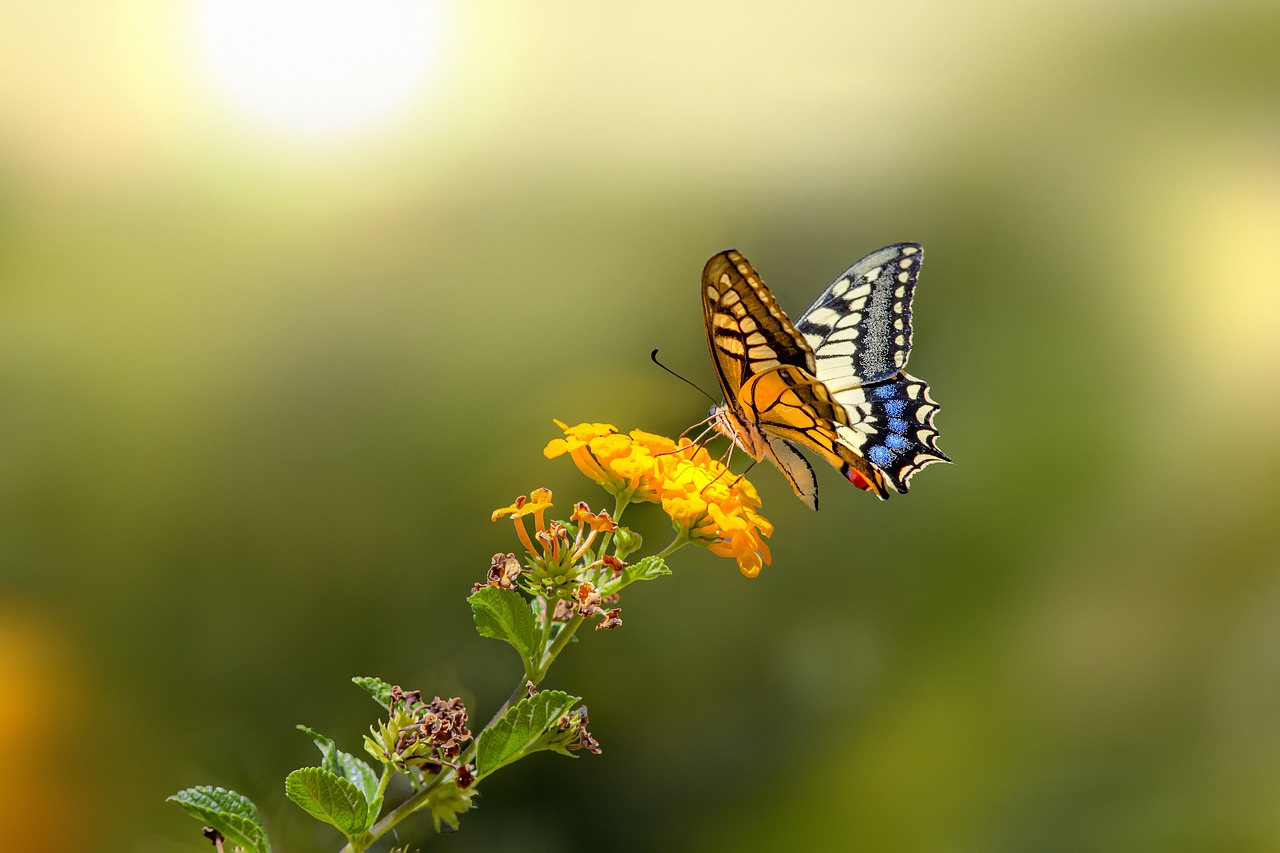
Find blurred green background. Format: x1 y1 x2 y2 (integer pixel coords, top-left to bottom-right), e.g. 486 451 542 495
3 1 1280 850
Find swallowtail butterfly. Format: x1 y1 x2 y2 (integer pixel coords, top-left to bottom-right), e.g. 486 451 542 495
703 244 949 509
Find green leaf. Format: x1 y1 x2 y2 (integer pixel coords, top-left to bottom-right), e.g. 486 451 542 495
167 786 270 853
624 555 670 583
352 676 395 710
475 690 580 778
427 784 478 832
297 726 381 818
469 586 540 670
285 767 369 839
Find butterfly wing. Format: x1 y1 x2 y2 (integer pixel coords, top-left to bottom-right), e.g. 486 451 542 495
796 243 921 389
760 435 820 510
738 365 891 499
822 370 949 494
793 243 949 494
703 250 826 508
702 250 815 401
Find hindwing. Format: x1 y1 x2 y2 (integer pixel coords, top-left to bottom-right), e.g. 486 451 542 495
738 366 890 499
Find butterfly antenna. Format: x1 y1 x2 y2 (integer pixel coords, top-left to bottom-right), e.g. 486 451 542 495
650 349 718 404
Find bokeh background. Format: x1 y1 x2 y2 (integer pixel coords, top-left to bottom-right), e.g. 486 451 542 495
3 1 1280 850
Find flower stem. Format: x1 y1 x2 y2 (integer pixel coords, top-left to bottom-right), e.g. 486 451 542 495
374 763 395 803
485 676 533 730
656 529 691 560
537 614 586 680
594 496 628 559
341 768 452 853
349 499 637 850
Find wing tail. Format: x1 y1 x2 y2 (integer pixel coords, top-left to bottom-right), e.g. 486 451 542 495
762 436 819 510
830 372 950 493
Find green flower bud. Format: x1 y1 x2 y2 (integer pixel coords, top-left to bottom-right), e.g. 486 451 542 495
612 527 642 561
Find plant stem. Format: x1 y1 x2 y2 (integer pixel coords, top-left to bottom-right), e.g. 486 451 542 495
594 495 628 558
655 529 691 560
537 614 585 679
485 676 533 730
354 611 587 850
341 768 451 853
347 495 638 850
374 763 395 802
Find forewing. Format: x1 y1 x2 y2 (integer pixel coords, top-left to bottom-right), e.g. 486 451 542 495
703 250 816 402
796 243 922 389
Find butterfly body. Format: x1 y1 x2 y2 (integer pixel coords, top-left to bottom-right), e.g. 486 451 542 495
702 245 949 509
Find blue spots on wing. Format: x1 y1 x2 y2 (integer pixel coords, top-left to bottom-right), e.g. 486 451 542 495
882 399 906 417
868 445 892 467
872 384 896 400
885 434 908 450
888 417 908 434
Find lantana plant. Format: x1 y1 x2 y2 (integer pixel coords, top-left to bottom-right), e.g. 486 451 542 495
169 420 773 852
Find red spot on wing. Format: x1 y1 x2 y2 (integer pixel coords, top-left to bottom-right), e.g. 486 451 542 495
845 468 873 491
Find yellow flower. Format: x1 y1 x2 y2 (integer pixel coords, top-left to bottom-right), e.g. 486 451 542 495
548 421 773 578
491 488 554 555
544 421 619 487
653 441 772 578
571 502 617 533
544 421 667 504
704 503 773 579
627 428 678 457
491 488 553 522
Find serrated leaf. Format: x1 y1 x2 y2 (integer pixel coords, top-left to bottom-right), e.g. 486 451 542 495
624 555 670 583
297 725 380 815
469 586 540 670
352 676 395 710
475 690 580 778
285 767 369 839
428 784 478 832
167 787 269 853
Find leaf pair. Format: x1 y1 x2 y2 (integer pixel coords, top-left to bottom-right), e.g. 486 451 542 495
287 725 384 842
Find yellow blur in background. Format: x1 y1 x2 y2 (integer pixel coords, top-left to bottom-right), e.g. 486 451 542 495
2 1 1280 851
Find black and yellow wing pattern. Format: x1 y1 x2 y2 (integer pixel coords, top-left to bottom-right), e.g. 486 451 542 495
702 244 949 509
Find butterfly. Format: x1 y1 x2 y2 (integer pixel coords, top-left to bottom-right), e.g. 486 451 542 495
702 243 949 509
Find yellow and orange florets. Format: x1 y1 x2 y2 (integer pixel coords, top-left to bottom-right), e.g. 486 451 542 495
545 421 773 578
491 488 617 580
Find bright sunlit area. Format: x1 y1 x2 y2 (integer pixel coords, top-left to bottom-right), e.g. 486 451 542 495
194 0 442 140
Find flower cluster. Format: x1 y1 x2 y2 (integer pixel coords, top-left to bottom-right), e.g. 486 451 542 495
490 488 626 629
545 421 773 577
571 581 623 631
365 687 473 783
490 489 618 583
553 707 601 755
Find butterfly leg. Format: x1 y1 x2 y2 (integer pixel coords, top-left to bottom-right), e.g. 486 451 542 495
677 414 715 443
654 422 719 460
722 459 759 493
696 444 759 497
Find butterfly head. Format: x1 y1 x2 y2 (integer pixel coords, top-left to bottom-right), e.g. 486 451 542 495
708 401 770 463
